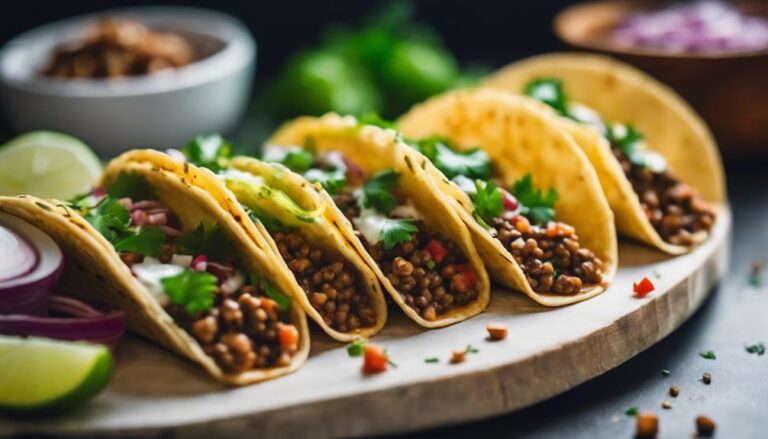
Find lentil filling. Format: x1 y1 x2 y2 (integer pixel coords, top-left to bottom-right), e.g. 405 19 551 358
612 146 716 246
114 196 300 374
271 230 377 332
333 191 479 321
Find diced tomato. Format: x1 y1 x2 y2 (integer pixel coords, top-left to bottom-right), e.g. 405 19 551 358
362 343 388 374
633 277 655 297
499 188 519 211
261 298 278 314
278 324 299 351
455 264 478 290
425 239 448 264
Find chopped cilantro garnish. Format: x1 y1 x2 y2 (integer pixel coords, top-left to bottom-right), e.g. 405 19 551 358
465 344 479 354
161 269 217 313
699 350 716 360
358 113 397 130
524 78 570 117
661 369 670 376
347 340 366 357
182 134 232 173
303 168 347 195
381 218 417 250
107 172 156 200
425 260 436 270
247 208 288 233
625 406 639 417
424 357 439 363
411 138 492 180
281 149 314 173
512 174 558 224
472 179 503 222
176 223 235 262
113 227 165 257
653 270 662 280
606 123 646 167
263 280 292 311
749 271 762 287
745 343 765 356
363 169 400 215
387 353 398 368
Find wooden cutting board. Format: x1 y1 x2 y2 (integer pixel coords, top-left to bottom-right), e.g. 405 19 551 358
0 207 731 439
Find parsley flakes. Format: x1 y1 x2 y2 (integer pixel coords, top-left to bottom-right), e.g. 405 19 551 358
161 269 218 313
512 174 558 224
362 169 400 215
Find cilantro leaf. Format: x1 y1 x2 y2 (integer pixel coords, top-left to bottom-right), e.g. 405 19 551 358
107 172 155 200
347 340 366 357
176 223 235 261
512 174 558 224
606 123 646 167
263 280 292 311
625 406 639 417
281 149 314 173
472 179 503 222
363 169 400 215
303 168 347 195
524 78 570 117
381 218 417 250
661 369 670 376
113 227 165 257
745 343 765 356
411 138 492 180
358 113 397 130
161 269 217 313
84 198 131 242
182 134 232 173
699 350 716 360
424 357 439 363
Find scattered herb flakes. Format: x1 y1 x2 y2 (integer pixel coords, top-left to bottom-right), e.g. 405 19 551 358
749 261 764 287
745 342 765 356
661 369 670 377
424 357 439 364
347 340 366 357
699 350 716 360
653 269 661 280
386 352 398 368
362 169 400 215
625 406 639 416
182 133 232 173
465 344 479 354
425 260 437 270
381 218 418 250
472 179 503 222
511 174 558 224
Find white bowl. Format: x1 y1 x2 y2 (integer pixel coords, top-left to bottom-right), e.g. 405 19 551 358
0 6 256 157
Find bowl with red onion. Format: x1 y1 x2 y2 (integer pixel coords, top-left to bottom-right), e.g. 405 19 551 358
554 0 768 156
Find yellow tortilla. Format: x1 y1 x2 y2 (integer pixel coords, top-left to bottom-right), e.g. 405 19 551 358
0 163 310 386
483 52 725 254
398 88 618 306
109 149 388 341
268 113 491 328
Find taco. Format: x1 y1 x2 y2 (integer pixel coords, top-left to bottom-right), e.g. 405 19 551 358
483 53 722 254
0 161 310 385
398 88 617 306
262 114 491 327
109 145 388 342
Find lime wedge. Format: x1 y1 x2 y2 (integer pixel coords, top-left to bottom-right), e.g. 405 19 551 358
0 131 102 200
0 336 113 412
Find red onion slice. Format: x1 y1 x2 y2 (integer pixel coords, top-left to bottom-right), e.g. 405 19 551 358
0 220 37 282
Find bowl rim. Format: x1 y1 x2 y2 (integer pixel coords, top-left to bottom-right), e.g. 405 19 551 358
0 5 256 98
554 0 768 60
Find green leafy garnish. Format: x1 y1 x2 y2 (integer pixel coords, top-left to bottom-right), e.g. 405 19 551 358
247 209 288 233
472 180 503 222
524 78 570 117
107 172 156 200
347 340 366 357
653 270 662 280
358 113 397 129
176 223 235 262
465 344 479 354
625 406 639 417
745 343 765 356
411 138 492 180
699 350 716 360
661 369 670 377
363 169 400 215
512 174 558 224
304 168 348 195
281 149 315 173
113 227 165 257
161 269 218 313
381 218 417 250
425 260 436 270
606 123 646 167
424 357 439 363
182 134 232 173
263 281 292 311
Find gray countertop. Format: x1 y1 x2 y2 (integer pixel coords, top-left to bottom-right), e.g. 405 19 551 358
392 161 767 439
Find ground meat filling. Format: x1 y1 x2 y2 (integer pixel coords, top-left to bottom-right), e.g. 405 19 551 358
492 215 604 294
119 199 299 373
333 193 479 321
271 231 377 332
613 147 716 245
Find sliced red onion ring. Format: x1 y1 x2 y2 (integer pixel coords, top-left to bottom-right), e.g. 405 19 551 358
131 200 164 211
0 296 127 348
0 213 63 316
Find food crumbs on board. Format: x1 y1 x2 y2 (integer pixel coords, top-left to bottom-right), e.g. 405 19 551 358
633 276 655 297
635 412 658 437
699 350 716 360
669 385 680 397
486 323 508 341
362 343 390 374
661 400 672 409
653 269 661 279
749 260 764 286
625 406 639 416
696 415 716 437
661 369 670 376
701 372 712 384
450 345 479 364
745 342 765 356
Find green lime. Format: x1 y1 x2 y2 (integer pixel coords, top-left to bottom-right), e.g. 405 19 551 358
0 336 113 412
0 131 102 200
